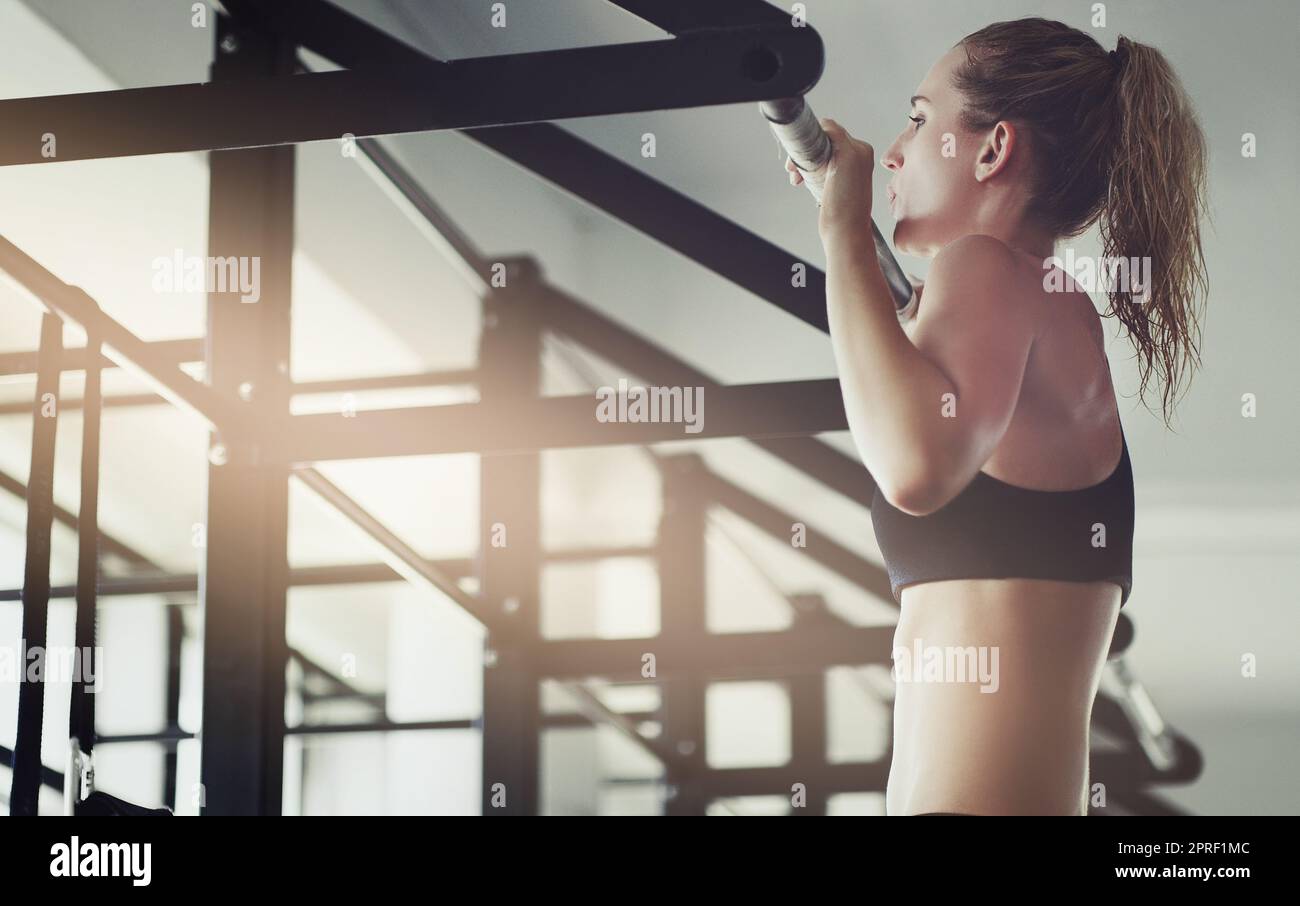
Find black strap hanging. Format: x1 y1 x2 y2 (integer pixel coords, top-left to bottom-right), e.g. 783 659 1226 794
64 314 171 818
68 329 101 761
9 312 62 816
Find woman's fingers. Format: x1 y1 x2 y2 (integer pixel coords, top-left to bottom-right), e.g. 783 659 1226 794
786 157 805 186
821 117 847 143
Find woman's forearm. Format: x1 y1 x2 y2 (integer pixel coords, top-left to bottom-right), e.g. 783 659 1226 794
824 230 955 504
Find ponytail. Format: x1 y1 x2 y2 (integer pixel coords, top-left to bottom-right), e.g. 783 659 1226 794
955 19 1210 427
1100 34 1209 427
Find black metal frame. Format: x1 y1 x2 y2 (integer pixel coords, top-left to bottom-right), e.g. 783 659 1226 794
0 19 820 165
0 0 1197 816
192 14 297 816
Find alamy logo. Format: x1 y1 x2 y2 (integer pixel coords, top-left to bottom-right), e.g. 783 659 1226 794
1043 248 1152 303
151 248 261 302
49 837 151 886
891 638 1000 692
595 379 703 434
0 644 102 688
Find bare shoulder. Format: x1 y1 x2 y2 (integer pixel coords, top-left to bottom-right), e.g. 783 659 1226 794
924 235 1040 320
912 235 1046 347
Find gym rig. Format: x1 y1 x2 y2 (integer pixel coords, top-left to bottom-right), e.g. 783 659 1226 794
0 0 1201 815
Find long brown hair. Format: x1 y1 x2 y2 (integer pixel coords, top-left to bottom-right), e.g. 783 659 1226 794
953 18 1209 428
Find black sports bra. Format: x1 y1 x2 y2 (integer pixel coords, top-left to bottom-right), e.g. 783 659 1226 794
870 423 1134 608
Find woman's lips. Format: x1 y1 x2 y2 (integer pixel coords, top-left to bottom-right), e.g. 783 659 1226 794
887 187 898 209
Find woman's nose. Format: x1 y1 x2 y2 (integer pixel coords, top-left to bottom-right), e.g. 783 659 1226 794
881 142 902 172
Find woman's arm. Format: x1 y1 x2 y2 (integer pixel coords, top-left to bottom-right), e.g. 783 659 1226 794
805 120 1041 515
823 229 954 513
826 231 1041 515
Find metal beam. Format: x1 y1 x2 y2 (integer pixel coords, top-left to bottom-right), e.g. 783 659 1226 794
0 743 64 794
607 0 791 32
701 759 890 799
221 0 436 70
789 596 832 814
277 82 875 508
469 124 830 333
291 648 373 701
291 466 491 633
0 339 476 397
162 604 184 807
703 469 894 601
0 338 200 378
228 0 833 334
285 719 474 736
748 436 877 511
478 271 544 815
197 16 295 816
295 112 872 505
95 711 664 747
1092 695 1201 784
654 750 1195 803
0 371 484 416
534 625 896 681
0 393 169 416
278 379 847 462
658 455 710 814
556 682 682 767
293 367 479 395
0 467 156 568
0 20 821 166
0 555 647 602
540 282 876 507
0 236 244 432
351 134 492 297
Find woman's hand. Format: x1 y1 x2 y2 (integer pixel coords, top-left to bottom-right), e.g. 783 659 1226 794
784 118 876 242
907 273 925 305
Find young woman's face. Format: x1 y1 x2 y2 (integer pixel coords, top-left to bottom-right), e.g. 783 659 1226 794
880 46 989 258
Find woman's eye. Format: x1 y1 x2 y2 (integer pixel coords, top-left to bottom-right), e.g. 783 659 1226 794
908 115 925 131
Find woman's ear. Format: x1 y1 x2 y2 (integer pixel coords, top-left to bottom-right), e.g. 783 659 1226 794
974 121 1016 182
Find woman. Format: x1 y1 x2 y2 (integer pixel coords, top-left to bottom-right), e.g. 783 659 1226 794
786 18 1208 814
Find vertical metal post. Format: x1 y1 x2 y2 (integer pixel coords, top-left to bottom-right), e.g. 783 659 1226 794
789 682 829 814
658 454 709 815
163 603 184 808
788 592 831 815
197 14 295 815
478 258 543 815
8 313 62 815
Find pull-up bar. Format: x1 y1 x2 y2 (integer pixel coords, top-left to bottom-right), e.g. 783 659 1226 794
761 97 918 312
0 19 822 166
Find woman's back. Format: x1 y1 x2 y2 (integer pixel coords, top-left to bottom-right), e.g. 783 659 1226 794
981 250 1124 491
885 246 1125 816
